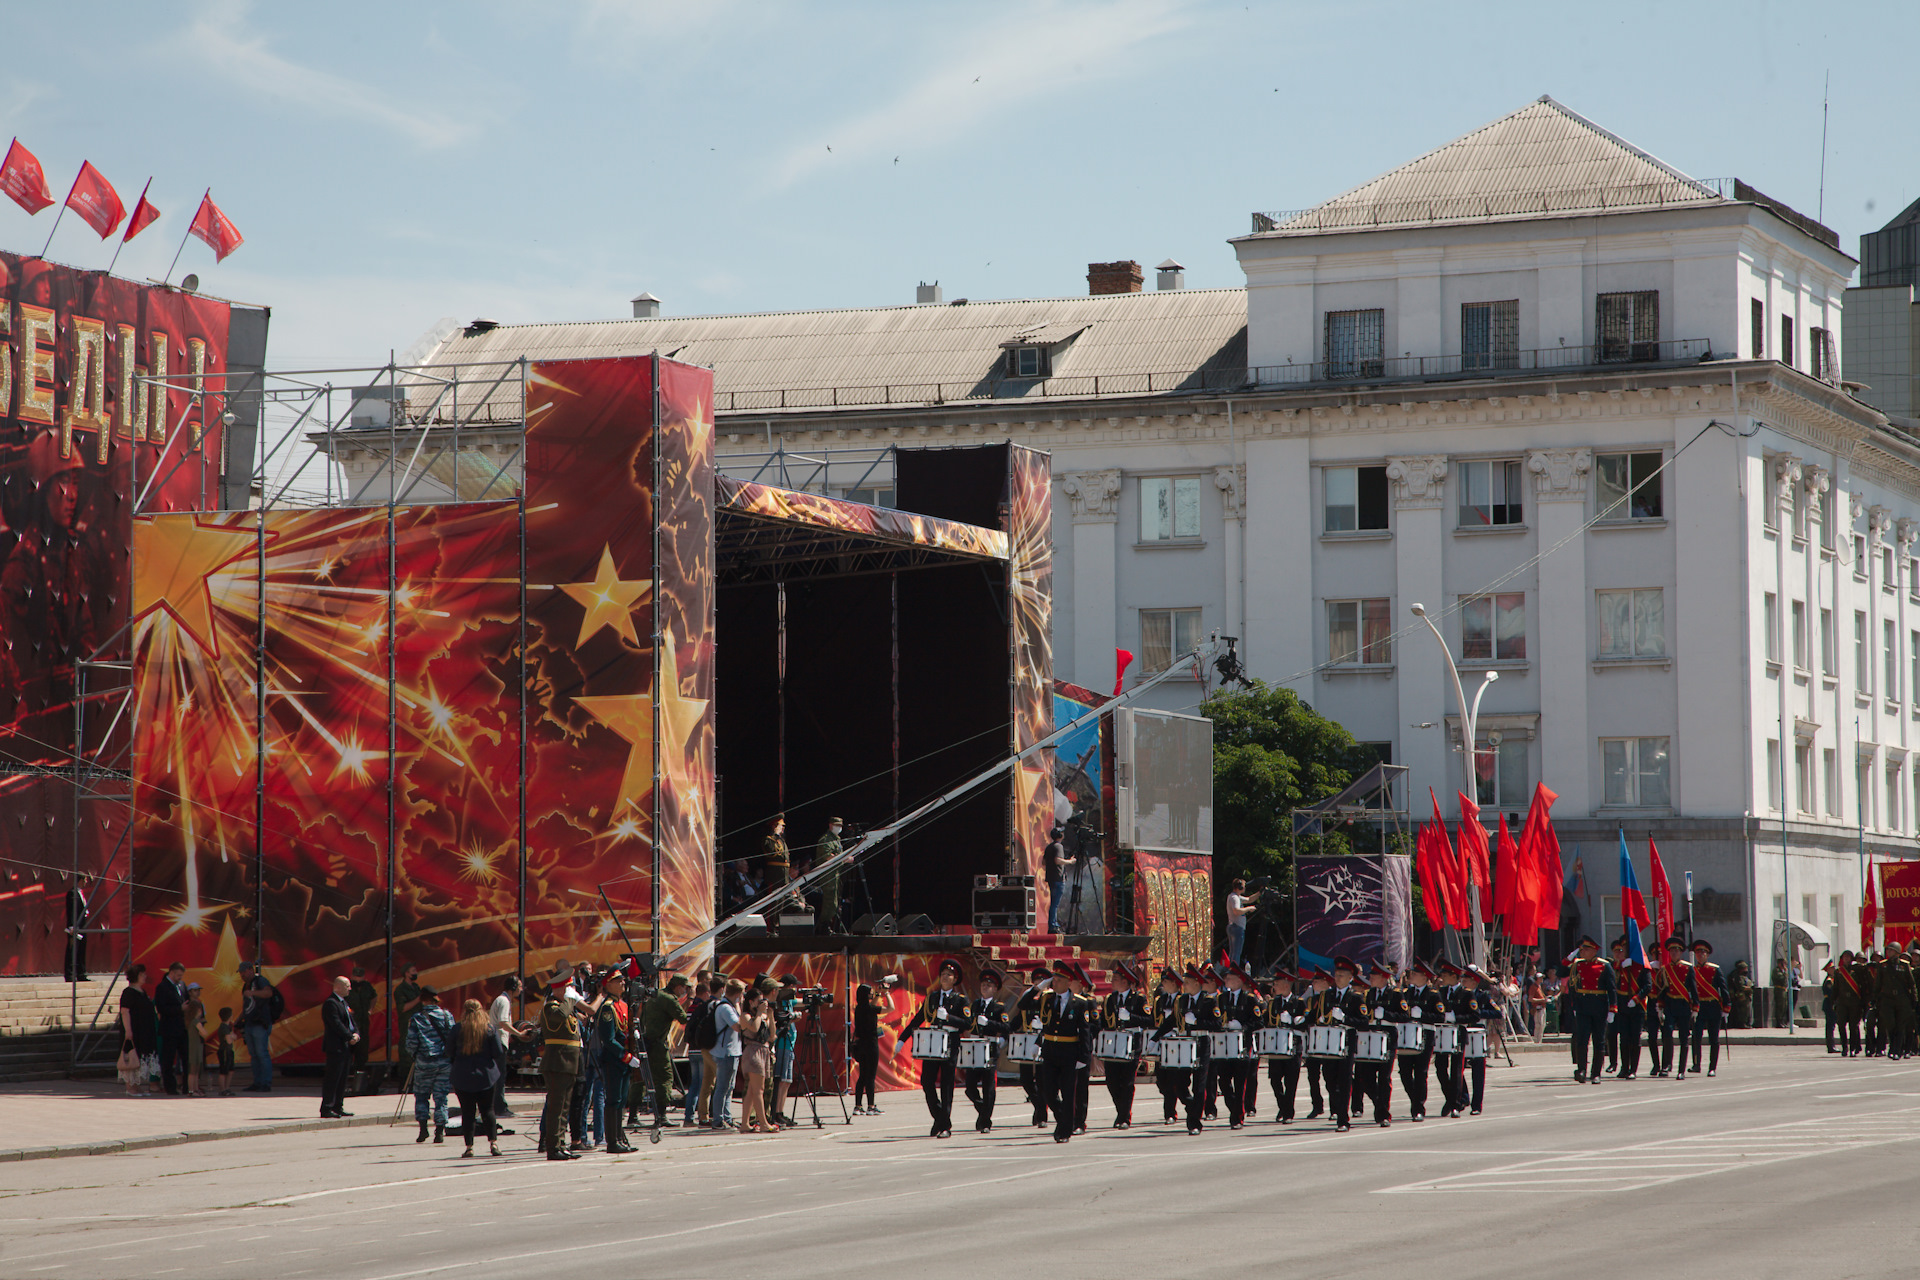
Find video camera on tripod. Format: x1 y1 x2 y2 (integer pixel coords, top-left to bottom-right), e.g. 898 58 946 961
789 986 836 1010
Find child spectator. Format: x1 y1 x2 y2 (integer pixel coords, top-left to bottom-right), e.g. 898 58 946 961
214 1007 238 1096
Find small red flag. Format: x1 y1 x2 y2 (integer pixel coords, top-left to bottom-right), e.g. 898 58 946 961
1112 648 1134 696
1432 788 1469 930
1456 790 1493 918
188 192 244 262
1863 858 1878 950
65 162 124 239
1648 838 1674 944
1519 782 1563 936
0 139 53 215
1414 817 1453 932
123 181 159 243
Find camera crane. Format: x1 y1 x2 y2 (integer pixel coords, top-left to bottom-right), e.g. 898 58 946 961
657 635 1247 970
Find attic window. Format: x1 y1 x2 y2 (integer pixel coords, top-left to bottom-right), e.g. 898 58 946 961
1008 346 1051 378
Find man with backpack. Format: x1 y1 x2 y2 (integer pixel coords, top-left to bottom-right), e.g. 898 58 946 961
238 963 285 1093
685 977 725 1126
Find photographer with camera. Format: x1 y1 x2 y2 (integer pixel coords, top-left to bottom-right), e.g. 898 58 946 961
772 975 801 1126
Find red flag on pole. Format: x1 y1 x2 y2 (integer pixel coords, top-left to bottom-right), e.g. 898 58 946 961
123 182 159 242
188 192 244 261
1414 816 1453 931
0 139 53 215
1113 649 1134 695
1457 790 1493 918
1492 810 1520 918
1519 782 1562 937
1863 857 1878 952
1648 837 1675 944
1432 788 1469 930
64 162 124 239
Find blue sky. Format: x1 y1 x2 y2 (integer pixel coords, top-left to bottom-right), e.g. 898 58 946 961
4 0 1915 371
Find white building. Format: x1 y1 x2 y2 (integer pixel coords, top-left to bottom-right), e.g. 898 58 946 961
398 97 1915 970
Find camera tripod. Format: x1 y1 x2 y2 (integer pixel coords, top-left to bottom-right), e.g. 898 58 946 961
789 1001 851 1127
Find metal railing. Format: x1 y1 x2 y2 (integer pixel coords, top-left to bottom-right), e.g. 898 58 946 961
1252 178 1735 234
711 365 1250 412
1247 338 1714 386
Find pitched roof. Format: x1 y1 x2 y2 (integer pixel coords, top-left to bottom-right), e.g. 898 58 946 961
416 288 1247 418
1258 96 1725 235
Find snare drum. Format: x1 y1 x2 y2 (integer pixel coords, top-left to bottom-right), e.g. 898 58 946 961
1431 1025 1463 1055
1465 1027 1489 1060
1157 1036 1198 1069
1306 1025 1352 1059
1391 1021 1428 1055
1253 1027 1301 1058
1353 1029 1391 1062
1006 1032 1042 1063
911 1028 955 1061
1206 1030 1247 1060
956 1037 997 1069
1095 1029 1144 1061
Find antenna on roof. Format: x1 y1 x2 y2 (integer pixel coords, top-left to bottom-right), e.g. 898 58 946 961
1818 69 1830 225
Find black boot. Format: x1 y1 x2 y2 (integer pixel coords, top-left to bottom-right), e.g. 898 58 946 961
416 1119 429 1143
433 1123 445 1144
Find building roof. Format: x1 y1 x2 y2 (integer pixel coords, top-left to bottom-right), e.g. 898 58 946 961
414 288 1248 419
1254 96 1726 235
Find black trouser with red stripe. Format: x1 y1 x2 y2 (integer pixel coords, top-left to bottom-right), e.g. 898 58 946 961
1267 1054 1301 1120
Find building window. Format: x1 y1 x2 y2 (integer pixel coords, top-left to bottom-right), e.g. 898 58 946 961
1323 465 1389 532
1856 610 1870 691
1804 893 1820 926
1889 761 1904 832
1825 747 1841 816
1859 755 1875 828
1821 607 1836 676
1811 327 1836 382
1831 894 1846 949
1597 290 1659 362
1765 738 1782 810
1792 600 1808 670
1328 598 1392 665
1603 736 1671 807
1475 737 1529 808
1886 546 1898 590
1751 298 1765 359
1140 476 1201 542
1457 459 1524 527
1461 592 1526 660
1763 593 1779 665
1324 308 1385 379
1006 346 1050 378
843 486 895 508
1854 533 1869 579
1780 315 1795 369
1139 608 1204 673
1910 557 1919 599
1814 488 1831 549
1773 893 1787 925
1595 451 1663 520
1462 300 1519 370
1888 618 1901 699
1597 588 1665 658
1795 740 1814 813
1911 630 1919 704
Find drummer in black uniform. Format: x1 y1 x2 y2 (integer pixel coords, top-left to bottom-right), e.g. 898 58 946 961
1102 960 1149 1128
1150 966 1188 1124
1262 969 1308 1124
1013 964 1052 1127
1216 961 1258 1129
1355 960 1398 1127
1455 964 1501 1114
901 958 971 1138
964 966 1009 1132
1035 958 1096 1143
1181 964 1219 1132
1323 956 1366 1132
1433 960 1467 1117
1397 959 1444 1122
1303 966 1333 1119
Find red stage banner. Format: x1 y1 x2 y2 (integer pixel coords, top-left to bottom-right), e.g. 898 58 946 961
1879 860 1920 947
1008 444 1055 892
1133 851 1212 975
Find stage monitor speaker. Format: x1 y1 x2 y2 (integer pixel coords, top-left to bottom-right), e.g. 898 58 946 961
778 910 816 936
852 912 896 937
896 913 937 936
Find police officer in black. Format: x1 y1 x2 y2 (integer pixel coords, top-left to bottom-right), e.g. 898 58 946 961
1013 964 1053 1127
1397 959 1445 1121
1035 958 1096 1143
1322 956 1367 1132
1101 960 1149 1128
1262 969 1309 1124
1567 935 1617 1084
964 966 1009 1132
902 957 971 1138
1149 967 1188 1123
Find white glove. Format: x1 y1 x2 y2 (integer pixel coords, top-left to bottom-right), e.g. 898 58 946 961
1330 1009 1345 1024
1606 1012 1615 1023
1279 1013 1292 1026
1118 1010 1130 1023
1184 1013 1196 1025
975 1014 987 1026
1445 1012 1456 1023
934 1010 947 1022
1228 1020 1243 1031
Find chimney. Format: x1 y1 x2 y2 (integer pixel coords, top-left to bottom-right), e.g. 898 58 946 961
916 280 943 305
631 292 662 319
1087 260 1143 296
1156 259 1186 291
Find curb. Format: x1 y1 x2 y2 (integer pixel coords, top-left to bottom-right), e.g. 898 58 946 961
0 1112 399 1163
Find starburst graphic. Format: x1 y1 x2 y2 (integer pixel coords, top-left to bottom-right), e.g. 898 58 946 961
459 843 503 884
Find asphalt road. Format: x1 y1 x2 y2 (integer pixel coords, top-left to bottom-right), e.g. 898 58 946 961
3 1047 1917 1280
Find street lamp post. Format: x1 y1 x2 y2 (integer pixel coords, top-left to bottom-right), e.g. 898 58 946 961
1411 602 1497 969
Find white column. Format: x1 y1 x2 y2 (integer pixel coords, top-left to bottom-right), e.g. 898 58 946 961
1243 436 1312 695
1528 448 1593 814
1389 455 1452 805
1214 464 1245 643
1060 469 1121 690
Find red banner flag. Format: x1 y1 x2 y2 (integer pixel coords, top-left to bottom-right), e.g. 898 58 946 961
1113 648 1133 695
1880 861 1920 947
1519 782 1562 936
1431 788 1469 929
1492 809 1521 915
1648 837 1674 944
1414 817 1453 932
188 192 244 261
1862 856 1877 952
1457 790 1493 918
123 181 159 242
65 161 124 239
0 138 53 215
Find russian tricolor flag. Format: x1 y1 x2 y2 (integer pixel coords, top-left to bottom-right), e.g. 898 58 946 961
1618 829 1650 965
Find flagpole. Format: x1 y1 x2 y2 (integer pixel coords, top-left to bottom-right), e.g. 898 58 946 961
163 188 206 285
106 178 149 276
39 165 79 259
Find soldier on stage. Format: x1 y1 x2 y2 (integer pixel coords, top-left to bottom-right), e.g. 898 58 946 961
1263 969 1309 1124
1035 959 1096 1143
1013 964 1053 1126
1687 939 1730 1076
1611 937 1650 1080
965 967 1009 1132
1101 961 1149 1128
901 958 971 1138
1397 959 1445 1121
1455 965 1501 1114
1649 935 1695 1079
1567 936 1616 1084
1356 961 1398 1127
1150 966 1189 1123
763 814 792 895
1216 962 1259 1129
1323 956 1366 1132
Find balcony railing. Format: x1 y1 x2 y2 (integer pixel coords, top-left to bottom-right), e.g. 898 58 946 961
1247 338 1714 387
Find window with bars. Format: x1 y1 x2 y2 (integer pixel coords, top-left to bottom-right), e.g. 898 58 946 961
1139 608 1204 673
1325 308 1385 378
1751 298 1765 359
1597 290 1659 362
1462 300 1519 370
1457 459 1524 527
1461 592 1526 661
1328 598 1392 665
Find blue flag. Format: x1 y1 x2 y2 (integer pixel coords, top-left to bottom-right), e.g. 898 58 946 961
1617 829 1649 965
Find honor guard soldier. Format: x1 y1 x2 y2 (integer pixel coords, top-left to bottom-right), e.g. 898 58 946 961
1324 957 1366 1132
1357 961 1399 1127
1455 965 1501 1114
1217 962 1259 1129
1687 940 1730 1076
1567 937 1616 1084
1263 969 1309 1124
965 967 1010 1132
1102 961 1149 1128
1014 964 1053 1126
1876 946 1916 1060
1035 959 1096 1143
902 958 971 1138
537 964 584 1160
591 969 637 1153
1831 951 1867 1056
1610 938 1650 1080
1649 935 1695 1078
1397 960 1445 1121
1149 966 1189 1123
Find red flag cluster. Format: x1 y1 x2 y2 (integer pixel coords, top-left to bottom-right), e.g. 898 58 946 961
0 137 242 263
1415 781 1566 948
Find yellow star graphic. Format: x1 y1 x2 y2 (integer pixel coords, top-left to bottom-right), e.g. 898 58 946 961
657 631 710 803
575 691 654 820
558 545 651 648
133 516 259 656
180 916 246 1020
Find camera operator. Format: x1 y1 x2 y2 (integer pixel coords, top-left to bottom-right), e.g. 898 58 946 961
772 974 801 1126
1225 879 1251 965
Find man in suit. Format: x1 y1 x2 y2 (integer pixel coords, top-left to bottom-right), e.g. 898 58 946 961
153 962 190 1096
63 872 91 982
321 975 360 1118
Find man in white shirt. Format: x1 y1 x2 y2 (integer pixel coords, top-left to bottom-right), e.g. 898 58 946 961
489 976 522 1119
1225 881 1251 964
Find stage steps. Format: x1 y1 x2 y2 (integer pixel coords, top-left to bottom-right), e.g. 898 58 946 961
0 977 121 1081
969 932 1123 996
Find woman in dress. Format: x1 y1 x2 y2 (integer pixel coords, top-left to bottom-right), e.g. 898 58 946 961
736 988 776 1133
183 982 208 1096
118 964 158 1097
